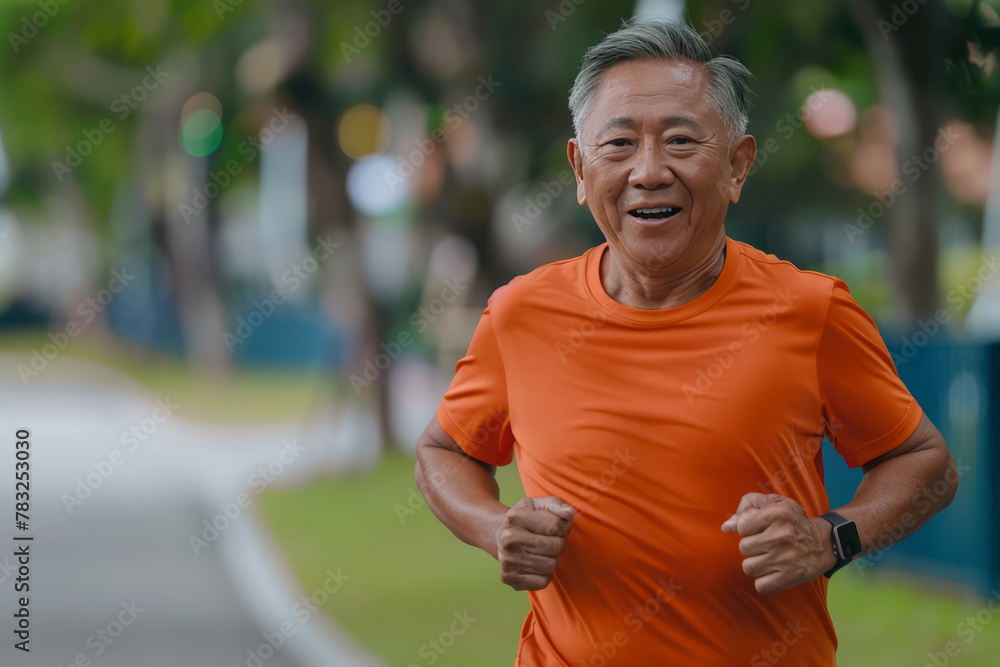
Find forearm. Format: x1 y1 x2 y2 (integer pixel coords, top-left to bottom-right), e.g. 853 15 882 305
415 441 509 559
835 443 958 557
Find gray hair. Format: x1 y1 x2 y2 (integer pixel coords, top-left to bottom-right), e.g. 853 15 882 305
568 19 752 141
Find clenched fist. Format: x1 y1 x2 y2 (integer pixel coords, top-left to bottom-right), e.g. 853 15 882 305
494 497 575 591
721 493 838 595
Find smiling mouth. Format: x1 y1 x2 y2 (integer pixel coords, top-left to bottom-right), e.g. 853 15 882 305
628 207 682 223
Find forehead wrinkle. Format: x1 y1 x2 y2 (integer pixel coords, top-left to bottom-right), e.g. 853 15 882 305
595 114 706 137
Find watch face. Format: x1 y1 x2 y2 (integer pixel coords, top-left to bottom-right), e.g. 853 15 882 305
835 522 863 559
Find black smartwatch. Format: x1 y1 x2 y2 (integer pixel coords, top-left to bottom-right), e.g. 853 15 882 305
819 512 862 578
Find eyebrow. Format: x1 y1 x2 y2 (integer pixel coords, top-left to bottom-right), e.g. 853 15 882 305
597 115 706 136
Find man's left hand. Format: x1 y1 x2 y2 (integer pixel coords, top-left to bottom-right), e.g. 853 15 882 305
721 493 839 594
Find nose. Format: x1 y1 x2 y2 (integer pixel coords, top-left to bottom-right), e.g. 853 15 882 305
628 142 674 190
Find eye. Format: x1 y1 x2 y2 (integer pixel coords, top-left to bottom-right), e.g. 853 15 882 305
606 138 630 147
669 136 693 145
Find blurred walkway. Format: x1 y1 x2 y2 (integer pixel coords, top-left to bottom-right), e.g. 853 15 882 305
0 355 384 667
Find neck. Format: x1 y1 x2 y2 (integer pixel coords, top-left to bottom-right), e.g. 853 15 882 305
601 236 727 310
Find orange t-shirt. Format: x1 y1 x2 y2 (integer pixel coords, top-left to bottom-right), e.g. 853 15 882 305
436 237 922 666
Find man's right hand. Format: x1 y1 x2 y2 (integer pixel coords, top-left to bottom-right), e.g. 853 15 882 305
494 497 575 591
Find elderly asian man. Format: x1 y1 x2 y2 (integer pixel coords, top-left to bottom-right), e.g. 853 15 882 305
414 18 957 665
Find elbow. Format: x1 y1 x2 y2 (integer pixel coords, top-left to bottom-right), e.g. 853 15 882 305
414 443 427 492
942 450 960 510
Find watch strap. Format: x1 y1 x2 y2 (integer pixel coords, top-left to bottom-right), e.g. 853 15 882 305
820 511 857 578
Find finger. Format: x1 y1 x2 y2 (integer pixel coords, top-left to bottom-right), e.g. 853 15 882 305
721 494 783 533
525 535 568 558
499 529 568 559
734 493 784 515
737 535 769 557
503 551 558 576
531 496 576 521
741 553 781 579
514 505 573 537
733 506 779 537
721 506 768 537
753 570 789 595
501 571 554 592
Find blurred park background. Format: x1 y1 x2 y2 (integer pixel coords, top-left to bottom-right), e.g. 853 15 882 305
1 0 1000 665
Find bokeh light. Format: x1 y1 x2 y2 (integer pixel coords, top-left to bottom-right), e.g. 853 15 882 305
179 92 224 157
338 104 391 160
346 153 409 215
803 89 857 139
940 120 993 205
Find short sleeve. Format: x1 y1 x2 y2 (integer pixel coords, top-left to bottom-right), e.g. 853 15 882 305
436 305 515 466
817 280 923 468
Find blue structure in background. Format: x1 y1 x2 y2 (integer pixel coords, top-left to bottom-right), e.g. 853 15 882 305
822 331 999 596
104 258 343 371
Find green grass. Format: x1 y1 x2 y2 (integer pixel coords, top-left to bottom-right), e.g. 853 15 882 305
260 452 531 667
261 451 1000 667
829 571 1000 666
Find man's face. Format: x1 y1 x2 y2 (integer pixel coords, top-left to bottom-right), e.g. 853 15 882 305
568 59 755 277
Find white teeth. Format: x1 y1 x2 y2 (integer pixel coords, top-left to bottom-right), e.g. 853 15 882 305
635 207 678 214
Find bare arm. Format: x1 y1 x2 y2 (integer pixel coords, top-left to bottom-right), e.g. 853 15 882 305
414 415 508 558
415 415 575 590
723 412 958 593
838 412 959 556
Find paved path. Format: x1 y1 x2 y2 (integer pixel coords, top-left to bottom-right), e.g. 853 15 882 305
0 355 384 667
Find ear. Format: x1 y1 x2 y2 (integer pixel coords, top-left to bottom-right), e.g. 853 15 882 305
728 135 757 204
567 138 587 205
